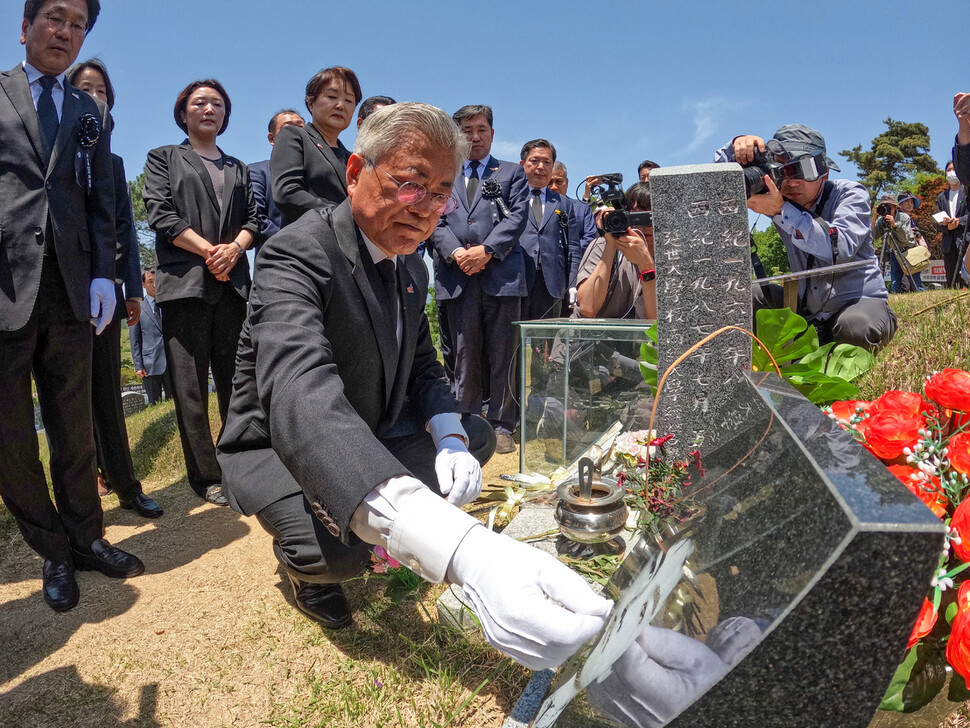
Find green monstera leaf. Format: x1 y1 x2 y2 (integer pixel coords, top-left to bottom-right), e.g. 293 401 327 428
639 324 658 394
751 308 875 406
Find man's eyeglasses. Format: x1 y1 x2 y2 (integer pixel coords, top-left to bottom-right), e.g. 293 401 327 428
41 11 87 38
369 162 458 215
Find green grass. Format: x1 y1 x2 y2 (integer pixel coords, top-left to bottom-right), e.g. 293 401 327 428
857 290 970 399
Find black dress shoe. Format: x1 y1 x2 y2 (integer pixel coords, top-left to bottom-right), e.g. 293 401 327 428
43 560 79 612
286 574 352 629
117 492 164 518
204 485 229 507
72 538 145 579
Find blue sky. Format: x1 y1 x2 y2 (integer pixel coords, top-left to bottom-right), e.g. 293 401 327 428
2 1 961 198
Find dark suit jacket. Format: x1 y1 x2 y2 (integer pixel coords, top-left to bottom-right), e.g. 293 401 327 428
955 140 970 190
143 141 257 304
519 188 581 299
217 201 458 541
430 156 530 299
564 195 597 288
937 187 968 254
249 158 282 251
128 297 165 375
0 64 115 331
112 154 142 317
270 123 349 227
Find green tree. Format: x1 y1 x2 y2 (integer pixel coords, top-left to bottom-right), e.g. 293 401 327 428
128 169 157 268
752 224 790 276
839 118 941 202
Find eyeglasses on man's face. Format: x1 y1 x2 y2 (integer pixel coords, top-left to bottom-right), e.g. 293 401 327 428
41 11 87 38
369 162 458 215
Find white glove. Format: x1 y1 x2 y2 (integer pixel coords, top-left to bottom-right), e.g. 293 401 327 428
568 286 578 307
89 277 116 335
586 623 754 727
435 437 482 506
447 524 613 670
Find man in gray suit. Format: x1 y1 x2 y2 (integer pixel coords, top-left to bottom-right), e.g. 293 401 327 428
218 103 610 669
129 269 171 405
0 0 143 612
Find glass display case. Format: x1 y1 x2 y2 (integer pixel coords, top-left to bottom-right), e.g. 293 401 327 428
516 318 656 476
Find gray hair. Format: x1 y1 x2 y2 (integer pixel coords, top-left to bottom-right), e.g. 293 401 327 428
355 102 470 174
553 161 568 176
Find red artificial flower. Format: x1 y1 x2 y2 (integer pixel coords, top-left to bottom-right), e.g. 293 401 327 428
871 391 934 418
648 434 675 448
829 400 871 424
952 498 970 562
864 411 926 462
907 597 939 649
948 582 970 679
926 369 970 414
887 465 948 518
950 433 970 477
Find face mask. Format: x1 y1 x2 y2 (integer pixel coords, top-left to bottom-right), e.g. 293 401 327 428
948 171 960 185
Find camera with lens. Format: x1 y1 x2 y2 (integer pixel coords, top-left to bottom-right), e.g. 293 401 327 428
876 203 894 217
741 149 784 198
589 173 653 235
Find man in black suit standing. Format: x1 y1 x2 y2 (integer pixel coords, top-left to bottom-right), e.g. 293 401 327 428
550 161 597 310
250 109 304 253
0 0 143 612
430 105 530 454
218 103 610 670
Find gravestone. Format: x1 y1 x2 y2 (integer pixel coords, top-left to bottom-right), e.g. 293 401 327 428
122 390 147 417
524 373 943 727
649 164 751 458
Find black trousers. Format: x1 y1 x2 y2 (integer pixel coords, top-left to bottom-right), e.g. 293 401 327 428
0 259 103 563
92 314 143 499
161 290 246 497
441 277 520 433
143 370 173 405
255 414 496 585
944 246 966 289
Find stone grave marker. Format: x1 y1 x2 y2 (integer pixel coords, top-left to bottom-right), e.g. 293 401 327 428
523 373 943 727
122 390 147 417
649 163 751 458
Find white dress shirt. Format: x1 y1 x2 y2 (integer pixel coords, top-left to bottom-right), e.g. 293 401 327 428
23 61 66 118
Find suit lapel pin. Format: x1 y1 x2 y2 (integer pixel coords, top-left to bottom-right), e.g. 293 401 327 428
406 284 414 294
71 92 79 99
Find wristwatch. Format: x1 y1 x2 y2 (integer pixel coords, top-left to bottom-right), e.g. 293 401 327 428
639 268 656 282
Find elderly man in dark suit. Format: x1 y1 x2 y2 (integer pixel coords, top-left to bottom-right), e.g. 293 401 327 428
217 103 610 669
249 109 304 253
0 0 143 613
430 105 530 454
129 269 171 405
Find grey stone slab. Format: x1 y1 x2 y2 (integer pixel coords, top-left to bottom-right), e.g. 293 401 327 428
503 670 555 728
122 390 147 417
650 163 752 459
520 373 943 728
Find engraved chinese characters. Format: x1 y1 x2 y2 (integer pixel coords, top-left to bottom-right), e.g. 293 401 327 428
650 164 751 457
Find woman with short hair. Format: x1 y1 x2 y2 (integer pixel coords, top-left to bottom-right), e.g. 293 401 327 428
143 79 258 506
271 66 362 226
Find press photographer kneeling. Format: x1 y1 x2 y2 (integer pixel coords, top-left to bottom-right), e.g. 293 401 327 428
715 125 896 353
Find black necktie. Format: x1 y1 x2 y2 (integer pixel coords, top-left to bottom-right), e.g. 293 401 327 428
376 258 398 320
38 75 59 156
531 188 544 225
466 161 480 207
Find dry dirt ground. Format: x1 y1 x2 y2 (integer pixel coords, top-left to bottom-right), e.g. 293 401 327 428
0 448 527 728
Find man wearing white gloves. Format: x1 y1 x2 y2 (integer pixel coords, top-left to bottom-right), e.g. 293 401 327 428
0 0 144 614
218 102 612 661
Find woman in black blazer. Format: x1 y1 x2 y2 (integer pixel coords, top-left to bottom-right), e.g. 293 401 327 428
271 66 362 226
143 79 258 506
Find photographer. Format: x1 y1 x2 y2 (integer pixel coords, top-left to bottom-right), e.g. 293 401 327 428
575 182 656 320
872 193 921 293
715 124 896 352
